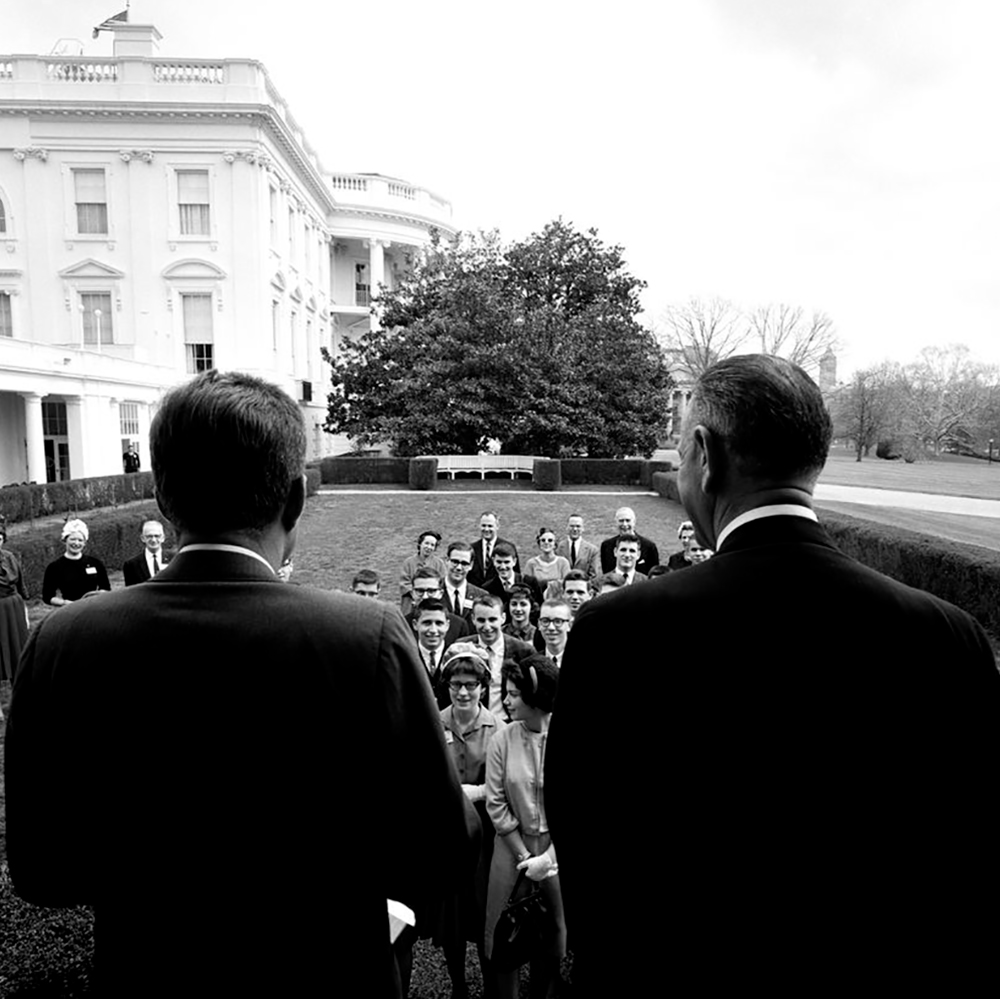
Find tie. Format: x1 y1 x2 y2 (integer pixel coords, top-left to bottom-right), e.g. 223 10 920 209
571 540 578 566
485 541 492 563
452 589 462 615
428 649 438 674
152 554 160 575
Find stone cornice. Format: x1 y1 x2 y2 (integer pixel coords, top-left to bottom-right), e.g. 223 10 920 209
0 100 335 215
330 206 457 235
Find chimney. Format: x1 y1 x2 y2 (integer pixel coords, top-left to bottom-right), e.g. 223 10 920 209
112 23 162 58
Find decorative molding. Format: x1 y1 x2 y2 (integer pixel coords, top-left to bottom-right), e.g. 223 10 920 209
119 149 155 163
12 147 49 163
223 149 267 166
58 258 126 281
271 270 287 292
161 259 227 280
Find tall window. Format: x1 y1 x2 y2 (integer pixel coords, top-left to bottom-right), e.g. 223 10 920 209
271 300 280 351
119 401 140 437
81 292 113 344
0 292 11 337
269 187 278 246
178 170 210 236
182 292 214 373
355 262 370 306
0 199 6 233
74 169 108 234
288 208 296 260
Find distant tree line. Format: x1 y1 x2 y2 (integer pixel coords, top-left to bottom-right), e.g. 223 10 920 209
830 344 1000 461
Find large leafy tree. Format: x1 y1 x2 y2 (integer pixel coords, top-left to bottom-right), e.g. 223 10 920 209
323 220 673 457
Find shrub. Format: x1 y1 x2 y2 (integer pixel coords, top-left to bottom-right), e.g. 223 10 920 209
319 457 409 485
409 457 438 491
0 472 156 527
651 471 680 503
533 459 562 491
560 459 645 485
305 468 321 496
640 460 673 487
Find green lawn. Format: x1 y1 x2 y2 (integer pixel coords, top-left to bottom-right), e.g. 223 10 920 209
818 447 1000 499
1 489 681 996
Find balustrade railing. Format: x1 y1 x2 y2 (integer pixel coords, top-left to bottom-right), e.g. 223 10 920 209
46 61 119 83
152 62 226 84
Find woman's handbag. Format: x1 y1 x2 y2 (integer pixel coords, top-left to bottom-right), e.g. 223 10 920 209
491 869 554 971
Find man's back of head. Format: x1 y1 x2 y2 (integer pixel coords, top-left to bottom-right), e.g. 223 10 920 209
689 354 832 484
150 370 306 538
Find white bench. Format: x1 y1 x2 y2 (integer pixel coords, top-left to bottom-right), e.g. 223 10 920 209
435 455 536 479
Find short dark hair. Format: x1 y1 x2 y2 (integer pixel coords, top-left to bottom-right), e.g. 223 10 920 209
448 541 473 559
150 371 305 536
492 541 516 560
691 354 832 480
503 654 559 713
614 533 640 549
416 530 441 549
351 569 380 589
535 526 557 544
647 564 669 578
472 593 504 614
506 584 536 608
413 566 445 584
414 598 447 620
563 570 588 585
591 572 625 594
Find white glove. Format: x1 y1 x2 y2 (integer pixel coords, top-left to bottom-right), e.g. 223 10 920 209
461 783 485 803
517 853 556 881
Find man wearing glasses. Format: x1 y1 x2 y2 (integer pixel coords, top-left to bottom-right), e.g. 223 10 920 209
405 567 472 648
444 542 488 620
537 598 572 668
122 520 168 586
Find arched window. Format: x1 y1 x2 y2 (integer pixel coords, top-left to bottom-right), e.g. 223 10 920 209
0 197 6 233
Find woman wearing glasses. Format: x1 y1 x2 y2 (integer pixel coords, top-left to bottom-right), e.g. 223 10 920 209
485 654 565 999
523 527 570 590
434 642 502 999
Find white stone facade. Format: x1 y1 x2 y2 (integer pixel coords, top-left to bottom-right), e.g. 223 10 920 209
0 23 454 485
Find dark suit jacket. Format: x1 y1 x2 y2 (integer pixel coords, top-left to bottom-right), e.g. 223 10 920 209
473 632 536 722
598 532 659 574
5 549 469 997
484 572 543 608
121 551 167 586
405 606 472 651
444 581 489 622
548 515 1000 995
468 537 520 587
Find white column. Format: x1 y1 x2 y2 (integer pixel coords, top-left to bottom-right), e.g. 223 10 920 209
368 239 386 331
65 396 86 481
21 392 46 484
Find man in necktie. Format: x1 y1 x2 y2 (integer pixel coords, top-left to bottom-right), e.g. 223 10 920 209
537 597 571 668
557 514 600 580
612 535 646 586
412 598 450 708
468 512 520 587
122 520 168 586
444 542 487 620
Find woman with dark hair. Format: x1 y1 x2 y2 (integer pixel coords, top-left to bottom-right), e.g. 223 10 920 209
399 529 447 616
0 524 29 707
41 518 111 606
433 642 502 998
523 528 570 590
485 654 565 999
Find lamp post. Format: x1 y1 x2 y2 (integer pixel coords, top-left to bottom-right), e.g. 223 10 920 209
989 439 994 465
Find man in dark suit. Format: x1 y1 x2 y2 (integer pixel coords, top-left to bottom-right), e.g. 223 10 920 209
122 519 168 586
547 354 1000 996
5 371 469 998
443 541 489 620
483 541 543 607
598 505 659 574
467 511 520 587
404 566 472 649
469 593 535 719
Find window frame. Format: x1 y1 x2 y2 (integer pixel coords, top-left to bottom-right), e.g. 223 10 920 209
62 164 116 242
166 164 217 243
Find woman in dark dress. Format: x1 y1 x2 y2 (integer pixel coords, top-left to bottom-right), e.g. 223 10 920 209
0 524 29 703
42 518 111 606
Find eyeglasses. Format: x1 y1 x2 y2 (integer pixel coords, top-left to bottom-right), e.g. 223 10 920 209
448 558 472 567
448 680 481 692
539 617 570 628
414 587 443 596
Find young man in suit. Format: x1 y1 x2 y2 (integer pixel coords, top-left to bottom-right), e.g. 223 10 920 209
611 534 646 585
598 505 659 574
6 370 469 998
443 541 488 620
547 354 1000 996
555 514 601 579
467 511 520 587
469 593 534 718
122 519 167 586
404 567 473 649
483 541 543 607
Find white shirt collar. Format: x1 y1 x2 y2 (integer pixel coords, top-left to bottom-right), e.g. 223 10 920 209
176 543 275 574
716 505 818 550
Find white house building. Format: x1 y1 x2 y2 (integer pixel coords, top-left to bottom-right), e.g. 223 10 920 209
0 21 454 485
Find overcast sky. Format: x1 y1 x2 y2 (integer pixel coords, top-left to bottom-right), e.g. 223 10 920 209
6 0 1000 377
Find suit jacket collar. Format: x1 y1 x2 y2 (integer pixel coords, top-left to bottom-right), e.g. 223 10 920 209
717 514 837 557
153 548 278 584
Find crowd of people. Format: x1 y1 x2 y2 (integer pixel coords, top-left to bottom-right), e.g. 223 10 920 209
4 354 998 998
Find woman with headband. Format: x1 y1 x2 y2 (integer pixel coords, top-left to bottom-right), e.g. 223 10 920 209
42 518 111 606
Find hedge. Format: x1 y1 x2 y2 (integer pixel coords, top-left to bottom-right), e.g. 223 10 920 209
651 470 1000 640
319 457 409 485
305 468 321 497
409 457 438 491
0 472 156 527
559 459 645 485
533 459 562 491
